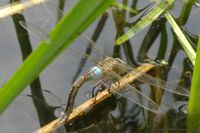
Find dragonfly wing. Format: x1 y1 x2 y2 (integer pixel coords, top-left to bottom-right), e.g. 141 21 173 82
121 64 189 97
19 20 50 43
113 84 160 113
42 0 65 21
23 89 63 108
106 71 160 113
19 0 109 67
18 20 99 62
12 89 62 122
18 18 104 88
19 9 108 83
42 0 106 58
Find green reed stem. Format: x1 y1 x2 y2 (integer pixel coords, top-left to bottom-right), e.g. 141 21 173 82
187 33 200 133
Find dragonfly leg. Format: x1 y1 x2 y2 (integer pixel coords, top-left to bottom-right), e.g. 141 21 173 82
92 80 106 97
92 80 108 104
83 78 107 99
107 80 114 93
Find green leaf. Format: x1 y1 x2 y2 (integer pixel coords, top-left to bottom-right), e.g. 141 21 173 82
115 0 174 45
164 11 196 65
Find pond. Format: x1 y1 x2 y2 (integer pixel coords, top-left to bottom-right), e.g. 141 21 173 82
0 0 198 132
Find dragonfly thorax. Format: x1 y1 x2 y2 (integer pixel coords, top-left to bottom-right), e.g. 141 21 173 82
95 57 126 76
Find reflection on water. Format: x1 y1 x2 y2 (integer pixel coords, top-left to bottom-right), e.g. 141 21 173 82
0 0 197 132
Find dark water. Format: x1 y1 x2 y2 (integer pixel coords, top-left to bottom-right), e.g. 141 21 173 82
0 0 198 132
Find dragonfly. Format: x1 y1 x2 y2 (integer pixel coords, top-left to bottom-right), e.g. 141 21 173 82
64 49 189 116
18 1 189 119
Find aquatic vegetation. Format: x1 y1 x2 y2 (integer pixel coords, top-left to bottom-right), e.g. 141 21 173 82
116 0 174 45
0 0 199 132
165 11 195 65
16 0 188 116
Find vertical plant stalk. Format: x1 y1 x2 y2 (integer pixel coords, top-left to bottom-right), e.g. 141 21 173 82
187 33 200 133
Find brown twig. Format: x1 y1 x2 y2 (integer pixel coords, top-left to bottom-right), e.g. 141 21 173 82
34 63 155 133
0 0 49 19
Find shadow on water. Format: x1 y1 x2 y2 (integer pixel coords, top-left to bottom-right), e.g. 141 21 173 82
0 0 198 132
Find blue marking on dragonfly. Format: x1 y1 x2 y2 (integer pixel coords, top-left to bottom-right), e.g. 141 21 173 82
88 66 103 79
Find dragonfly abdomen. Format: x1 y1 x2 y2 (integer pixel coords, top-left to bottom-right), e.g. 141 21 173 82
65 75 86 115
